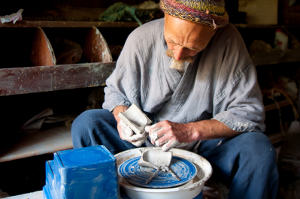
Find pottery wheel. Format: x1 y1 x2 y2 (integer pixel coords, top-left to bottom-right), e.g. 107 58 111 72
118 156 197 188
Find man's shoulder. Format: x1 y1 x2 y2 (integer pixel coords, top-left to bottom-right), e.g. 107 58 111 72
214 24 243 44
127 18 164 41
138 18 164 30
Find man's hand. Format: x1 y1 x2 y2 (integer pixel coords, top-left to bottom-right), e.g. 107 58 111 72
112 105 147 147
145 119 238 151
112 105 128 123
118 120 147 146
112 105 129 139
145 120 199 151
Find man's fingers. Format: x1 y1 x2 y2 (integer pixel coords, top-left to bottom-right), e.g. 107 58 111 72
145 120 183 150
126 133 147 142
119 121 133 140
146 123 164 134
119 120 147 146
144 125 151 133
154 133 174 147
162 139 179 151
148 125 170 144
131 139 146 147
149 131 158 144
149 127 163 144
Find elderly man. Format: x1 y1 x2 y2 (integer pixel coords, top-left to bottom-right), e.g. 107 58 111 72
71 0 278 198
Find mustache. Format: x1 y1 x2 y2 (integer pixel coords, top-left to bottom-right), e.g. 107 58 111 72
165 49 193 63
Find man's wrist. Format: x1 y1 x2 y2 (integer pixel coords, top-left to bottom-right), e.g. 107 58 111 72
187 119 238 140
112 105 129 122
185 122 202 141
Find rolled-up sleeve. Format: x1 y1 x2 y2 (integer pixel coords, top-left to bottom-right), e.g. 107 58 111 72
212 26 265 132
213 64 265 132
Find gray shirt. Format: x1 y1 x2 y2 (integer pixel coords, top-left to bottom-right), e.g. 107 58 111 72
103 18 265 135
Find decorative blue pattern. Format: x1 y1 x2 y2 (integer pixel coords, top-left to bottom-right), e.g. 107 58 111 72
119 156 197 188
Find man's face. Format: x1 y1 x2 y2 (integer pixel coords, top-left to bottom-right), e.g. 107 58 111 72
164 14 216 71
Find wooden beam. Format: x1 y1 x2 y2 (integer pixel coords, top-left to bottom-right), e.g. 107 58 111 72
0 62 115 96
0 20 139 28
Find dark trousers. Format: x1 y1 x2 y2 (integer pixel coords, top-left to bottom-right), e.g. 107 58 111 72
71 109 279 199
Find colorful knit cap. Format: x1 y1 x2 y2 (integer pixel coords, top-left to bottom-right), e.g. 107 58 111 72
160 0 229 28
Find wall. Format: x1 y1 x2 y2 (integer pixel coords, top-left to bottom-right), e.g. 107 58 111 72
239 0 279 24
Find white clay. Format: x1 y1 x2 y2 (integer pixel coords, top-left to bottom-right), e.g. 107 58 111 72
138 149 180 184
118 104 152 134
138 149 172 170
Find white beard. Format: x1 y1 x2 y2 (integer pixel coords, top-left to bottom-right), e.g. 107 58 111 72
169 58 193 72
166 49 193 72
169 59 186 72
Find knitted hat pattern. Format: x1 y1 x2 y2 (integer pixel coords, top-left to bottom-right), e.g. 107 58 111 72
160 0 229 28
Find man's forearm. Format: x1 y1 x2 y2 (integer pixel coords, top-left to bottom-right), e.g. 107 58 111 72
112 105 129 122
187 119 239 140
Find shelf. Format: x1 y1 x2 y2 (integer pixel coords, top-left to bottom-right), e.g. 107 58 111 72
2 21 299 29
0 126 72 163
264 99 291 112
235 24 282 29
268 133 284 145
1 21 299 29
254 59 300 66
0 20 139 28
0 62 115 96
235 23 300 29
1 21 290 29
253 49 300 66
3 191 43 199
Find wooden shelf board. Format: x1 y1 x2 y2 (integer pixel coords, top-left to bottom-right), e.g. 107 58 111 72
235 23 300 29
3 191 43 199
264 100 291 112
0 20 139 28
254 58 300 66
268 133 284 144
0 126 72 163
1 20 299 29
235 24 281 29
0 62 115 96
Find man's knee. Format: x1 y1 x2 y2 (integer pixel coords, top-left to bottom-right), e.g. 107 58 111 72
237 132 277 168
71 109 113 137
71 109 116 148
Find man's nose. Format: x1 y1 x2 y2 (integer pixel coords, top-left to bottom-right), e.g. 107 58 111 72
173 47 184 61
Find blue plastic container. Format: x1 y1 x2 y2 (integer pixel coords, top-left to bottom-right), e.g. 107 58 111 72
44 160 59 199
43 145 119 199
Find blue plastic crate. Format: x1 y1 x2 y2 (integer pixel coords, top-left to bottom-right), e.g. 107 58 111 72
44 145 119 199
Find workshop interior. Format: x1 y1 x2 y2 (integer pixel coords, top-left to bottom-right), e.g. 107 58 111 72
0 0 300 198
